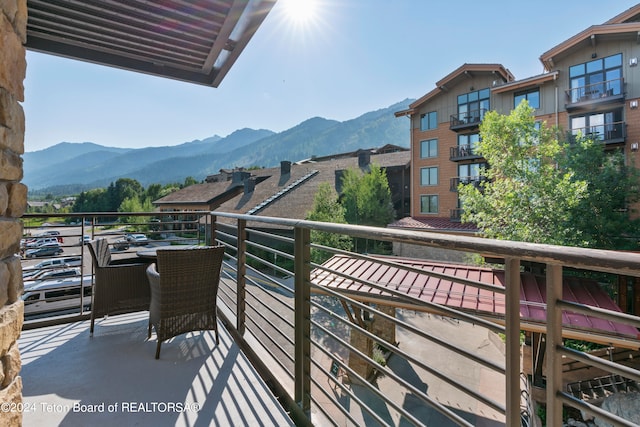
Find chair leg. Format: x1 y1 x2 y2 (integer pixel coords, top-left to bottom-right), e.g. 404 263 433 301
148 322 152 339
155 341 162 359
90 312 95 336
215 323 219 345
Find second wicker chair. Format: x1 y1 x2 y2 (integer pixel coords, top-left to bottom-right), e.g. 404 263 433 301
145 245 225 359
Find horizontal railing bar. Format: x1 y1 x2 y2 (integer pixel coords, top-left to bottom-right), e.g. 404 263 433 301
211 212 640 276
311 287 505 374
311 315 474 427
311 303 506 414
557 346 640 383
245 287 295 333
310 244 506 295
310 263 505 334
307 367 366 427
309 346 397 427
245 227 295 245
245 239 295 263
557 300 640 331
558 392 637 427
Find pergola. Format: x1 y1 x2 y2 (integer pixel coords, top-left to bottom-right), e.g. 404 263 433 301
25 0 276 87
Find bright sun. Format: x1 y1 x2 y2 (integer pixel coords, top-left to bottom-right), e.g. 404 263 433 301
281 0 318 24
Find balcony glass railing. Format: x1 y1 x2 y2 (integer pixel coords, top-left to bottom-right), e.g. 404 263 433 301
565 78 624 105
568 121 626 145
19 211 640 427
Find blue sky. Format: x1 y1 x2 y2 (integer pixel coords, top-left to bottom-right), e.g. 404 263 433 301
22 0 640 152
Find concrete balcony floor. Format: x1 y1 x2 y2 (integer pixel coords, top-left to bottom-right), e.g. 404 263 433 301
19 312 294 427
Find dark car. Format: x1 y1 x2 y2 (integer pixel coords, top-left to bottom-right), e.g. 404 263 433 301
24 244 63 258
112 239 130 251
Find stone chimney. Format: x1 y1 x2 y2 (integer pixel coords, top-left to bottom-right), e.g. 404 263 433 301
281 160 291 175
335 170 345 194
358 150 371 169
244 176 256 194
232 170 250 184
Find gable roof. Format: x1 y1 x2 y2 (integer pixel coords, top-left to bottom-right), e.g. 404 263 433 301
25 0 276 87
395 64 514 116
213 150 410 225
389 216 478 234
540 22 640 71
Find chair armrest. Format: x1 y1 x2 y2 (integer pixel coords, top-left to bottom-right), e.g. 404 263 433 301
110 257 149 266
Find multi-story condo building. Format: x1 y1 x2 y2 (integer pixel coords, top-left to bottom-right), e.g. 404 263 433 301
395 4 640 232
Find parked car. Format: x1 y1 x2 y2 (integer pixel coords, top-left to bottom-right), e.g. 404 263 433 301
22 257 82 277
24 268 81 288
125 233 149 246
80 235 91 245
25 237 60 249
22 275 93 317
24 243 63 258
112 239 130 251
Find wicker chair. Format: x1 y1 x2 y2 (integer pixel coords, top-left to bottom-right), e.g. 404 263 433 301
145 245 225 359
87 238 151 334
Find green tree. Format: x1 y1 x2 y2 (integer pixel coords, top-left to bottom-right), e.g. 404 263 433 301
107 178 144 211
341 163 395 227
459 102 640 249
306 183 352 263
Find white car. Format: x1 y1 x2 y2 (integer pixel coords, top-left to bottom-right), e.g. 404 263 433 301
24 268 81 288
125 234 149 246
22 275 93 316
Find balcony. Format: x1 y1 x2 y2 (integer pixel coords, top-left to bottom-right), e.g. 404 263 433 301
565 78 625 112
449 109 486 131
450 176 487 192
450 144 483 161
18 212 640 427
568 121 626 146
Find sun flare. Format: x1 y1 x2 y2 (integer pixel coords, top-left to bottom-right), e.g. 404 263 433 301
281 0 318 24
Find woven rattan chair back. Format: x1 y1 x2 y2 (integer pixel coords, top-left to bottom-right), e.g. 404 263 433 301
146 245 225 359
87 238 151 334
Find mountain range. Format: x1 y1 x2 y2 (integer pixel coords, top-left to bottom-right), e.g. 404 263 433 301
24 99 414 194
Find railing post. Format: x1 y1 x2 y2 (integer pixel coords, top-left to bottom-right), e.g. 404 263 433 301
505 257 521 427
294 226 311 418
546 263 563 427
236 219 246 335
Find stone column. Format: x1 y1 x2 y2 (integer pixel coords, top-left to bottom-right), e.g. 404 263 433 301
369 304 396 346
0 1 27 426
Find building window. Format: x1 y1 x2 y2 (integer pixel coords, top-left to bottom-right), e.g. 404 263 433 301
569 53 622 102
514 88 540 109
458 163 486 182
570 109 623 142
457 88 490 123
420 111 437 131
420 167 438 186
420 195 438 214
458 133 480 155
420 139 438 158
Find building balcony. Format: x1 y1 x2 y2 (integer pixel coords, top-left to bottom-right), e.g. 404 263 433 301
450 144 483 161
449 109 487 131
565 78 625 112
450 208 463 222
450 176 488 192
18 212 640 427
568 121 626 146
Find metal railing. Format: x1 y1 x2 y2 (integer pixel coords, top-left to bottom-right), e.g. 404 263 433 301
19 211 640 426
20 211 210 325
450 108 487 130
449 144 482 161
565 77 624 105
210 211 640 427
568 121 626 145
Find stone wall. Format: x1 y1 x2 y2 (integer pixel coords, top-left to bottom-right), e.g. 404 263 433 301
0 0 27 425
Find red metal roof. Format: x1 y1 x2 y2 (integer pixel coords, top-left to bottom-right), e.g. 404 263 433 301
388 217 478 233
311 255 639 342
